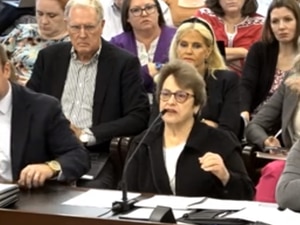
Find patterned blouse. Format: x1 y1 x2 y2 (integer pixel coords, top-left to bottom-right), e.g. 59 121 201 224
254 68 288 114
1 24 69 78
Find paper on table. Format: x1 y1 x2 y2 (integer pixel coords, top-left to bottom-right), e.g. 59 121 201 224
62 189 140 208
226 205 300 225
120 208 192 220
135 195 205 209
187 198 256 210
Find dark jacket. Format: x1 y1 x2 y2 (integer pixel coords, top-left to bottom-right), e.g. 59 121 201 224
126 121 255 200
10 82 90 181
202 69 240 135
27 40 150 152
240 41 279 113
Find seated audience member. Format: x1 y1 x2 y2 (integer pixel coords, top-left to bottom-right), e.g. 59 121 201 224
1 0 69 86
0 44 90 188
110 0 176 93
101 0 174 40
165 0 205 27
151 17 240 136
196 0 264 76
276 139 300 211
27 0 150 189
245 55 300 202
240 0 300 122
127 60 254 199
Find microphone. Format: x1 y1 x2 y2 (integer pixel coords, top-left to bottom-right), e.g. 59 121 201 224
112 109 167 214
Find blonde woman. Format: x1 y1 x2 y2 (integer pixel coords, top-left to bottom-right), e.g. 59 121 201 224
168 17 240 137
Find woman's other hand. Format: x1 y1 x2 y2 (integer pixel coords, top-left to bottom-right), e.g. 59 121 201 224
199 152 230 186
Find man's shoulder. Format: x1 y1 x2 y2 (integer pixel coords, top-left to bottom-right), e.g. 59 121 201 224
13 83 59 108
102 39 137 60
39 42 72 54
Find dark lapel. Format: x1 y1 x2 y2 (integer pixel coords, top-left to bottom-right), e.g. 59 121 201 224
92 40 114 124
52 43 72 100
144 124 173 194
10 83 31 180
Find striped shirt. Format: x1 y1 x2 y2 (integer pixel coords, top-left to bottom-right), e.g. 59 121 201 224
61 47 101 130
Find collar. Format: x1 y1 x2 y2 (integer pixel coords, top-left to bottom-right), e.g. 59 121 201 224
70 44 102 63
0 82 12 115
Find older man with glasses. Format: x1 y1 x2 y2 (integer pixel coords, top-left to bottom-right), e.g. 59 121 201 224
27 0 150 189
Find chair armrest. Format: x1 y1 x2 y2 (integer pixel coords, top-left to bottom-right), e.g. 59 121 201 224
110 137 133 185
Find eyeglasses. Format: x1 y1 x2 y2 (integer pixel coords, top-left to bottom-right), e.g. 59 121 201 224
129 4 157 17
160 89 194 103
68 24 98 34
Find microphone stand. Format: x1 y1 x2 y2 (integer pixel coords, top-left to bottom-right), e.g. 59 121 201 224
112 109 167 214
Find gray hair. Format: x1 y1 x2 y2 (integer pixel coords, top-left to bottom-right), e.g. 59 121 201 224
64 0 104 21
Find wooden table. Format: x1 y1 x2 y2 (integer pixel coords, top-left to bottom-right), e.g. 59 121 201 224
0 184 266 225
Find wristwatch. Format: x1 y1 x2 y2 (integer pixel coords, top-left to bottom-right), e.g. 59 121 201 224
45 160 61 176
155 62 163 71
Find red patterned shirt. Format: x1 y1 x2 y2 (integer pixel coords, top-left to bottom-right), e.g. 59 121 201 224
196 8 264 76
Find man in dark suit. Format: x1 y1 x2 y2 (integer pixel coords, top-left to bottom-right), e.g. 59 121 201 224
27 0 150 189
0 44 90 188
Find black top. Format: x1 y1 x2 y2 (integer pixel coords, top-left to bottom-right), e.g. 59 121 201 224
202 69 240 135
126 121 255 200
240 41 279 113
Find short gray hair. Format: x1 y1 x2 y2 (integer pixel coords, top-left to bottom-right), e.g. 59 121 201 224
64 0 104 22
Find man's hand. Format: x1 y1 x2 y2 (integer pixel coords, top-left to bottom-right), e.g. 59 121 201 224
70 123 82 139
199 152 230 186
18 164 55 188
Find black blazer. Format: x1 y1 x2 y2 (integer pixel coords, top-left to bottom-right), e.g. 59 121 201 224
27 40 150 150
240 41 279 113
10 83 90 181
202 69 240 135
127 121 255 200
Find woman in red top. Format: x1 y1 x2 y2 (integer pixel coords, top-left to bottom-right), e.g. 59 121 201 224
196 0 264 76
